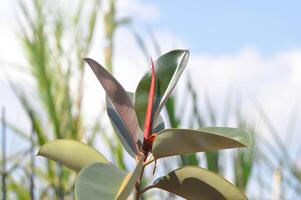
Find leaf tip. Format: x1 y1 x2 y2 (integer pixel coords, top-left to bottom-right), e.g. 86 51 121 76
36 149 42 156
36 144 47 157
83 57 91 61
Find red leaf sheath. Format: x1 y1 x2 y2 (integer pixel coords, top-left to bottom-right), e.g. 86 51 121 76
144 58 156 140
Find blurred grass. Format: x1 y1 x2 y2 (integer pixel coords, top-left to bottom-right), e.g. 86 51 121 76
251 96 301 198
5 0 100 199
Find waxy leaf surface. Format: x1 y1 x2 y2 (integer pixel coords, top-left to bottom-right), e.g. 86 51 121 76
152 127 251 159
134 50 189 131
38 139 108 172
154 166 247 200
85 58 140 153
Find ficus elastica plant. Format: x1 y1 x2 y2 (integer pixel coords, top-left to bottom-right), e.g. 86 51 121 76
38 49 252 200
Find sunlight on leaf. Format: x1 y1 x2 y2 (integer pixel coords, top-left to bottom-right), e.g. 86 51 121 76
38 139 109 171
152 127 251 159
154 166 247 200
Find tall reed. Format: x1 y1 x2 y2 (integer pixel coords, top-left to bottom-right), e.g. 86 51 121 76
7 0 100 199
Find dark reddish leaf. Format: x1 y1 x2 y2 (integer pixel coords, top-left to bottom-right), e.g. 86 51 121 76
84 58 140 152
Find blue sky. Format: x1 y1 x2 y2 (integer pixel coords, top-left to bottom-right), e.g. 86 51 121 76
148 0 301 54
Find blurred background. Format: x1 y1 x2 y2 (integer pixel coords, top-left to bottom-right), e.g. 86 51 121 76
0 0 301 199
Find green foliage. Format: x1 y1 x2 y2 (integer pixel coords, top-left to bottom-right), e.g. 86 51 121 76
38 49 252 199
153 166 247 200
152 127 251 159
75 157 144 200
134 50 189 132
38 139 109 171
8 0 100 198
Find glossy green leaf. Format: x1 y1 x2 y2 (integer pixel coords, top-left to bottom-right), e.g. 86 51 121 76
153 166 247 200
152 127 251 159
75 156 144 200
85 58 140 153
38 139 109 171
134 49 189 131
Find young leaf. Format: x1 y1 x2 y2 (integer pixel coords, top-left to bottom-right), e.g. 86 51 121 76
75 156 144 200
38 139 109 172
153 166 247 200
85 58 140 152
152 127 251 159
134 49 189 130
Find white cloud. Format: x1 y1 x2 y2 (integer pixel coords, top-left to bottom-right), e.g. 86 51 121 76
116 0 159 22
170 47 301 161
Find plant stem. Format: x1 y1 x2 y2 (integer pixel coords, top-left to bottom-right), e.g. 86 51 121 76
134 165 144 200
139 185 156 195
30 117 35 200
2 107 7 200
58 164 64 200
104 0 116 73
143 158 156 167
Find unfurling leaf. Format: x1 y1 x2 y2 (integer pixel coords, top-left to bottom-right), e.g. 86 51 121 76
75 156 144 200
85 58 140 154
38 139 108 171
153 166 247 200
152 127 251 159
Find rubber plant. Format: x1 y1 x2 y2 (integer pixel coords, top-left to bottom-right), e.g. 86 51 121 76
38 49 252 200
